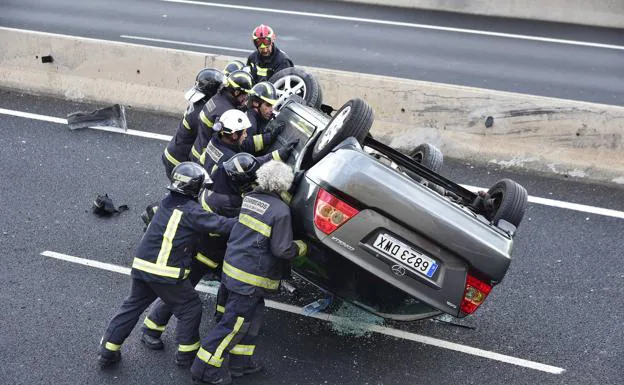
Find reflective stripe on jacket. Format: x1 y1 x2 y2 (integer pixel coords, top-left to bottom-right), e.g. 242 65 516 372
192 93 236 164
132 192 237 284
246 47 293 83
165 100 206 165
242 109 273 154
203 134 280 178
221 190 304 296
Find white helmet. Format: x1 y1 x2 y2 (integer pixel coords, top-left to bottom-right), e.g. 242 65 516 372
215 109 252 135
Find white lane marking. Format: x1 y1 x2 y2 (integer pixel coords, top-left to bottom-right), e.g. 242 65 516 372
2 106 622 219
40 250 565 374
0 108 172 142
120 35 252 53
162 0 624 51
461 184 624 220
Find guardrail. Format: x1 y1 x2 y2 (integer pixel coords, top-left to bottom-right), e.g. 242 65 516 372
338 0 624 29
1 27 623 184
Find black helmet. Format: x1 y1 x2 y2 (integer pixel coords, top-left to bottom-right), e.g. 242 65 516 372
225 70 254 93
247 81 279 109
185 68 225 103
167 162 210 198
223 153 260 192
223 60 245 76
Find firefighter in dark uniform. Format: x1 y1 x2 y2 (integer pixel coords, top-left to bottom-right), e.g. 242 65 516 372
163 68 226 178
223 59 245 76
140 153 261 350
97 162 237 368
201 108 297 176
246 24 293 83
192 70 254 165
190 160 307 385
243 81 284 154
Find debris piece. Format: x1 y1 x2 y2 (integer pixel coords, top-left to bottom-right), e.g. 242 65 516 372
67 104 127 131
92 194 129 217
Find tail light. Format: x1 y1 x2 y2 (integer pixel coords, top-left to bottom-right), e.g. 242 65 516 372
314 188 359 235
460 274 493 315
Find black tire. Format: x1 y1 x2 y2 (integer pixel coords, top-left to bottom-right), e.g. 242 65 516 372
312 98 374 162
269 67 322 108
484 179 528 228
409 143 444 173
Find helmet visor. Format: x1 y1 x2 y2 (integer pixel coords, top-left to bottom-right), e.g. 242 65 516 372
254 37 272 49
184 87 206 103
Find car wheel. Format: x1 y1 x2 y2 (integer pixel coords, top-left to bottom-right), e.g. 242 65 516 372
270 67 322 109
409 143 443 173
483 179 528 227
311 98 374 162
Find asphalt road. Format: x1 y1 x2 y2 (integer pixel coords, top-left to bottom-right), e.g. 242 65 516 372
1 90 623 385
1 0 623 105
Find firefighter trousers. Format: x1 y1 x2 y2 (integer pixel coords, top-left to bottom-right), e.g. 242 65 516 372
100 278 202 354
190 284 265 381
142 256 222 338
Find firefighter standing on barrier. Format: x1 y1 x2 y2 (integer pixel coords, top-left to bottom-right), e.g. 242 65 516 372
140 153 261 352
190 160 308 385
192 70 254 165
246 24 293 83
162 68 226 179
97 162 236 369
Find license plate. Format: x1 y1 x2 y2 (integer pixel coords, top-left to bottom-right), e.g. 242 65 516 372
373 233 438 278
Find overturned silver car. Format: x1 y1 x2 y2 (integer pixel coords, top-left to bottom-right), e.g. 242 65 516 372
267 69 528 321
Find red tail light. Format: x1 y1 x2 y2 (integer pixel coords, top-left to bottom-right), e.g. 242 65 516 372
313 188 359 235
460 274 493 315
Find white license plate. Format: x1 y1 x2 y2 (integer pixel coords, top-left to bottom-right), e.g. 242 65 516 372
373 233 438 278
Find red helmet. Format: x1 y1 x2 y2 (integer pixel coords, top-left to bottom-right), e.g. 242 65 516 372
252 24 275 48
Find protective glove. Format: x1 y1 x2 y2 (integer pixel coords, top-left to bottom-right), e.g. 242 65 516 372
277 139 299 161
266 119 285 136
294 240 308 257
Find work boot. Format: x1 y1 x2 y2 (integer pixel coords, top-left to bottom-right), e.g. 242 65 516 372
230 359 264 378
174 350 198 367
191 373 232 385
97 349 121 368
140 333 164 350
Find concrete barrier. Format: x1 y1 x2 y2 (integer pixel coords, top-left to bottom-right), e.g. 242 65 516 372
338 0 624 29
1 28 623 184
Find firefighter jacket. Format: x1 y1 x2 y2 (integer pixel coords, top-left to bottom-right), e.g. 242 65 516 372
246 46 293 83
193 166 246 268
221 189 307 296
163 100 205 166
202 133 283 177
131 192 236 284
243 109 275 154
193 92 237 164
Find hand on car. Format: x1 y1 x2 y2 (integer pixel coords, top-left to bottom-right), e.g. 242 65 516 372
267 120 285 137
278 139 299 160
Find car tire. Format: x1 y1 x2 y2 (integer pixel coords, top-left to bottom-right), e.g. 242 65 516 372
484 179 528 227
311 98 374 162
408 143 444 173
270 67 323 109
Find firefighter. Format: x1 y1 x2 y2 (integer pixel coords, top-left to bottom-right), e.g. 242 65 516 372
223 59 245 76
140 153 261 351
97 162 237 369
201 108 298 176
192 70 254 164
243 81 284 154
190 160 307 385
162 68 226 179
246 24 293 83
